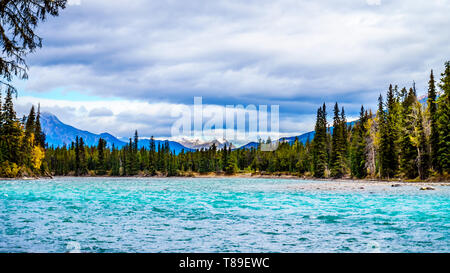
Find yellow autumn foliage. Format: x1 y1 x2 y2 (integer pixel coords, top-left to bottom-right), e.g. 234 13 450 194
0 161 21 178
31 146 45 170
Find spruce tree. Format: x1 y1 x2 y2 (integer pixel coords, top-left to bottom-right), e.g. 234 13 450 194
386 84 399 172
126 138 134 175
148 136 156 175
133 130 139 151
110 144 120 176
131 130 139 174
25 105 35 135
78 137 87 175
341 107 349 164
378 86 402 179
399 88 418 178
34 104 45 147
199 149 209 174
0 88 23 165
414 102 429 179
222 144 228 171
330 103 344 178
313 104 328 178
22 105 36 167
97 138 107 175
0 91 3 162
436 61 450 173
350 106 368 178
225 146 238 174
427 70 439 171
378 94 396 179
75 136 80 176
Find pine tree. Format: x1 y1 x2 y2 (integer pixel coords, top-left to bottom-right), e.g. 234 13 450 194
21 105 36 167
110 144 120 176
75 136 87 176
34 104 45 147
0 90 3 162
350 106 368 178
377 86 402 179
97 138 107 175
399 88 418 178
126 138 134 175
386 84 399 172
330 103 344 178
131 130 139 174
413 102 429 179
210 143 218 172
341 107 349 165
25 105 36 135
313 104 328 178
199 149 209 174
427 70 439 171
0 88 23 165
225 146 238 174
377 95 384 175
221 143 228 171
167 152 178 176
378 94 394 178
75 136 80 176
133 130 138 152
436 61 450 173
148 136 156 175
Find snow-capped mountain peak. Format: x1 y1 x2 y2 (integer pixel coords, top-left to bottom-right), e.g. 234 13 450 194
174 137 234 150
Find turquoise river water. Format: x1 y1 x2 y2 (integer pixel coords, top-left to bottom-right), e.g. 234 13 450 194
0 177 449 252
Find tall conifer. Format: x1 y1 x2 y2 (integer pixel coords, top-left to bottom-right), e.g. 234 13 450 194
436 61 450 173
330 103 344 178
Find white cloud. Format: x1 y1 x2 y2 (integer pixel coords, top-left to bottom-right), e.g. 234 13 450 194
14 95 316 146
25 0 448 104
366 0 381 6
67 0 81 6
14 0 450 140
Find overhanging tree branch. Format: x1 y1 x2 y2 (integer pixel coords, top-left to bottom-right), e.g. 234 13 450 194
0 0 67 94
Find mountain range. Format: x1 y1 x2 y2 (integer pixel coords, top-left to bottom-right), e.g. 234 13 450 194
40 112 357 153
175 137 235 150
38 95 430 153
40 112 193 154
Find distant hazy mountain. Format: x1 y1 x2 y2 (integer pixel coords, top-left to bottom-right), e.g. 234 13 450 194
238 131 316 150
40 112 125 148
40 112 192 154
132 138 194 153
418 94 428 105
176 137 235 150
238 141 259 150
238 120 359 150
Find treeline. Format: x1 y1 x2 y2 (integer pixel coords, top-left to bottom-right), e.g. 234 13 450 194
349 61 449 180
45 131 240 177
0 88 47 177
307 61 449 179
2 62 448 180
43 61 450 180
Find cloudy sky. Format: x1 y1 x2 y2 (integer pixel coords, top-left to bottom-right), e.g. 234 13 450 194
12 0 450 145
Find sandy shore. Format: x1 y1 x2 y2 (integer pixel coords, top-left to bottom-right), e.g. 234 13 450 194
177 172 450 183
283 180 450 191
181 173 450 191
